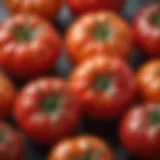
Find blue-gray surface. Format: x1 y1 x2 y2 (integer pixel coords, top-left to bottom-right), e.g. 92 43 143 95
0 0 159 160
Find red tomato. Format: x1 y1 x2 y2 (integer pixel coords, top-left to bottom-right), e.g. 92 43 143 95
0 14 62 78
68 55 136 121
65 12 133 64
48 135 114 160
5 0 62 19
133 3 160 58
67 0 126 16
14 78 81 144
120 102 160 160
137 59 160 101
0 73 16 119
0 122 24 160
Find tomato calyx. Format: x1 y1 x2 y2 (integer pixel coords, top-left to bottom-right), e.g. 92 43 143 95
151 12 160 26
12 22 41 42
92 24 111 40
150 106 160 126
95 76 116 94
70 142 104 160
41 95 64 119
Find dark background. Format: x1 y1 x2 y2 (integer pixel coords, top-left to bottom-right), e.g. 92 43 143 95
0 0 159 160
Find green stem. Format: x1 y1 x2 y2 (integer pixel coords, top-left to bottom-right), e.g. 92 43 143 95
150 106 160 126
152 13 160 26
92 24 111 40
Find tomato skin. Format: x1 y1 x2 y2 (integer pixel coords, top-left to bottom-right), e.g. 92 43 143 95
48 135 114 160
133 3 160 58
120 103 160 160
0 73 16 119
0 122 24 160
68 56 136 121
137 60 160 101
67 0 126 16
65 12 133 64
5 0 62 19
14 78 81 144
0 14 61 78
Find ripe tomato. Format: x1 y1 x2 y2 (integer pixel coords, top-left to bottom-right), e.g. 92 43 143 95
68 55 136 121
5 0 62 19
137 59 160 101
67 0 126 16
0 14 61 78
133 3 160 58
48 135 114 160
65 12 133 64
0 73 16 119
120 102 160 160
14 78 81 144
0 122 24 160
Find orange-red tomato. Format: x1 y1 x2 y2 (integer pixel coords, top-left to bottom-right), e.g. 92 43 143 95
68 55 136 120
120 103 160 160
65 12 133 64
0 14 62 78
137 59 160 101
67 0 126 16
0 122 24 160
0 73 16 119
48 135 114 160
5 0 62 19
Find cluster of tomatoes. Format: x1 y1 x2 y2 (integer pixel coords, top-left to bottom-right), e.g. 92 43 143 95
0 0 159 160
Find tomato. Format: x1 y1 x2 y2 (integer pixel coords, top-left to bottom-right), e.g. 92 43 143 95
120 102 160 160
14 78 81 144
68 55 136 121
48 135 114 160
65 12 133 64
0 73 16 119
0 122 24 160
5 0 62 19
137 59 160 101
133 3 160 58
67 0 126 16
0 14 62 78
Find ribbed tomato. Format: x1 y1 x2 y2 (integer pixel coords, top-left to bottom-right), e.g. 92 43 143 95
0 14 61 78
67 0 126 16
5 0 62 19
48 135 114 160
133 3 160 58
120 102 160 160
0 122 24 160
66 12 133 64
68 55 136 120
137 59 160 101
14 78 81 144
0 73 16 119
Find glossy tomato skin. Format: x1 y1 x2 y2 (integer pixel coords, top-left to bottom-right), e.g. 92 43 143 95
133 3 160 58
66 12 133 64
68 56 136 121
0 73 16 119
0 14 61 78
120 103 160 160
0 122 24 160
67 0 126 16
5 0 62 19
14 78 81 144
137 59 160 101
48 135 114 160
